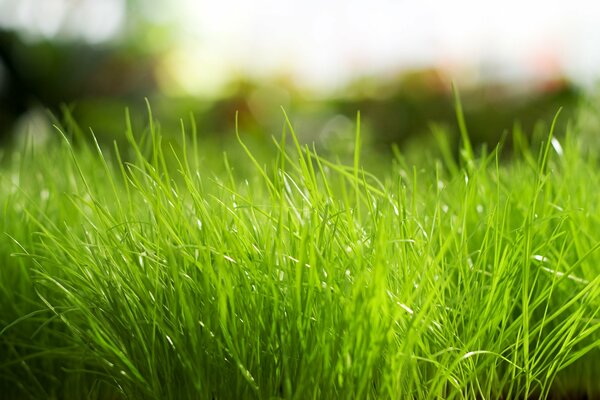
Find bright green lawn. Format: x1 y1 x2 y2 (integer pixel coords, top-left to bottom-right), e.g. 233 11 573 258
1 102 599 399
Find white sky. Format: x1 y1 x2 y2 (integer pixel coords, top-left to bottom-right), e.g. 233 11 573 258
0 0 125 43
2 0 600 95
173 0 600 93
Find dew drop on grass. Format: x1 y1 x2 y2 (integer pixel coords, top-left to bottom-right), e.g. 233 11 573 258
238 363 256 384
166 335 175 349
397 302 414 315
462 350 486 360
196 219 203 230
138 252 146 268
181 273 192 281
40 189 50 201
551 137 564 157
476 204 484 214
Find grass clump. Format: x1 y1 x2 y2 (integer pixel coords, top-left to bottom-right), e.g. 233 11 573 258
1 105 600 399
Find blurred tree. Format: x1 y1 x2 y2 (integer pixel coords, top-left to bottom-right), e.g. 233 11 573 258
333 69 579 155
0 0 582 153
0 0 173 143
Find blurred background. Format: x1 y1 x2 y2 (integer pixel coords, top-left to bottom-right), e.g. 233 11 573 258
0 0 598 153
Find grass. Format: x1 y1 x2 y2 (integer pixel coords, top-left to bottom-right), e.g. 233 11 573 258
1 100 600 399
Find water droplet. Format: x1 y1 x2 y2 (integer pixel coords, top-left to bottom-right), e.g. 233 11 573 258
40 189 50 201
551 138 563 157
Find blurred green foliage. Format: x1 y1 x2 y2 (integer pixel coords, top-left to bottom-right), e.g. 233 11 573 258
0 9 581 154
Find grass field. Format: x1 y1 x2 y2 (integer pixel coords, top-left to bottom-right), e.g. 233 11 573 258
1 100 600 399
